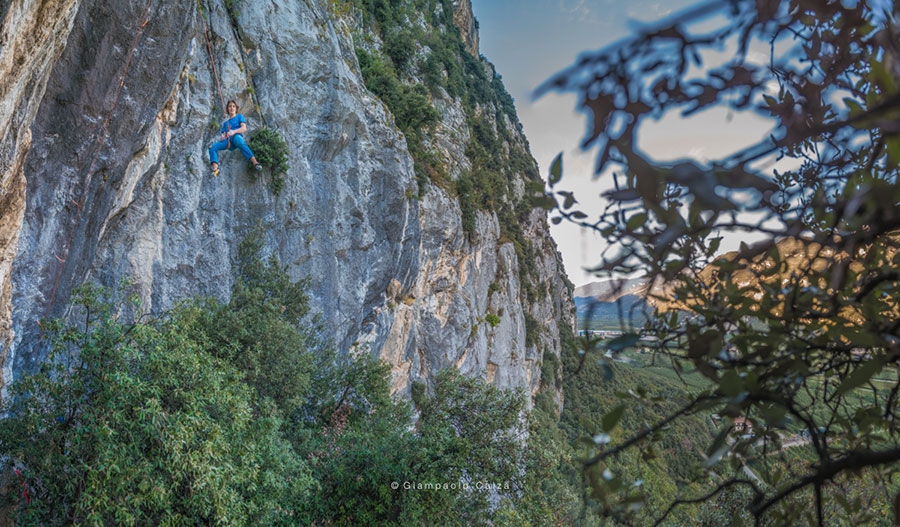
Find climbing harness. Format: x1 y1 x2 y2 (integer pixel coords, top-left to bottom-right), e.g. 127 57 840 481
42 0 154 336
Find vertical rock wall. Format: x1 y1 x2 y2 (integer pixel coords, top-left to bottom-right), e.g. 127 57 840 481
0 0 573 400
0 0 83 390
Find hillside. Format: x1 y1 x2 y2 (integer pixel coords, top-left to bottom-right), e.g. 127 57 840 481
574 277 651 302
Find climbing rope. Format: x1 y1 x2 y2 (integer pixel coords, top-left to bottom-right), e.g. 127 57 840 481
199 1 268 130
198 1 227 116
42 0 155 334
13 468 29 505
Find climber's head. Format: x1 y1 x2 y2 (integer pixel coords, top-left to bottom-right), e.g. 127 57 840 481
226 100 238 117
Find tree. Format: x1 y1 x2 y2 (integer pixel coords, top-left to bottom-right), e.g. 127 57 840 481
0 230 552 526
537 1 900 525
296 366 530 527
175 230 315 417
0 284 312 526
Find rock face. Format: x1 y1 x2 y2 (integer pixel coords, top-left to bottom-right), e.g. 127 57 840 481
0 0 93 390
0 0 574 399
452 0 479 56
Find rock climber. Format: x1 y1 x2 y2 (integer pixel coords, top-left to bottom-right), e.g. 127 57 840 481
209 99 262 177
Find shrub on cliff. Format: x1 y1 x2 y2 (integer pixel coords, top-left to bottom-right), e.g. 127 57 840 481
249 127 289 194
175 231 314 416
296 367 528 526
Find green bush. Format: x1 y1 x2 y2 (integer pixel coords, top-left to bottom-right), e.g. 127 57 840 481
177 229 314 415
384 28 417 71
395 83 439 132
455 170 477 235
0 284 312 527
249 127 290 195
356 48 438 134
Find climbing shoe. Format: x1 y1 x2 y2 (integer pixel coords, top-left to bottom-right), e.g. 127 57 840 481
211 167 220 177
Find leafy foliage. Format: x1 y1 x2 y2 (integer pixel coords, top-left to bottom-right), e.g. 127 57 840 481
0 284 311 526
292 351 417 525
538 0 900 525
249 127 289 194
295 366 532 526
174 230 314 415
0 233 569 526
495 390 584 527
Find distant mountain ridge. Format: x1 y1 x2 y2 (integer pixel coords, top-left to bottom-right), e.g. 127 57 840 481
573 236 844 329
574 278 651 302
573 276 657 329
575 294 649 330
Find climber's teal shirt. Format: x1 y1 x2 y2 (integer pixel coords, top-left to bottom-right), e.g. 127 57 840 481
220 114 246 137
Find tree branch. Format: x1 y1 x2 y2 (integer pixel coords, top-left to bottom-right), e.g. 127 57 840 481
653 478 762 527
751 447 900 519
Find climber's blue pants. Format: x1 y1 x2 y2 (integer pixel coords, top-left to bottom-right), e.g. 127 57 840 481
209 134 255 164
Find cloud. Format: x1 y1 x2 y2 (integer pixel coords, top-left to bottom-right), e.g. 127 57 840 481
686 146 709 163
557 0 595 21
625 2 676 23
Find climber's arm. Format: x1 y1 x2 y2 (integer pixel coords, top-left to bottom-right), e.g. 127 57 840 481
227 121 248 138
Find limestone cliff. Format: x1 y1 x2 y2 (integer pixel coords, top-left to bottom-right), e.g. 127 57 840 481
452 0 479 56
0 0 574 400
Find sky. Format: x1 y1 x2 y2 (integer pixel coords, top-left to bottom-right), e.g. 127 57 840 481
470 0 773 286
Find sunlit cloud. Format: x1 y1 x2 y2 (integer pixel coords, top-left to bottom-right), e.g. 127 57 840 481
686 146 709 163
625 2 675 22
557 0 596 21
